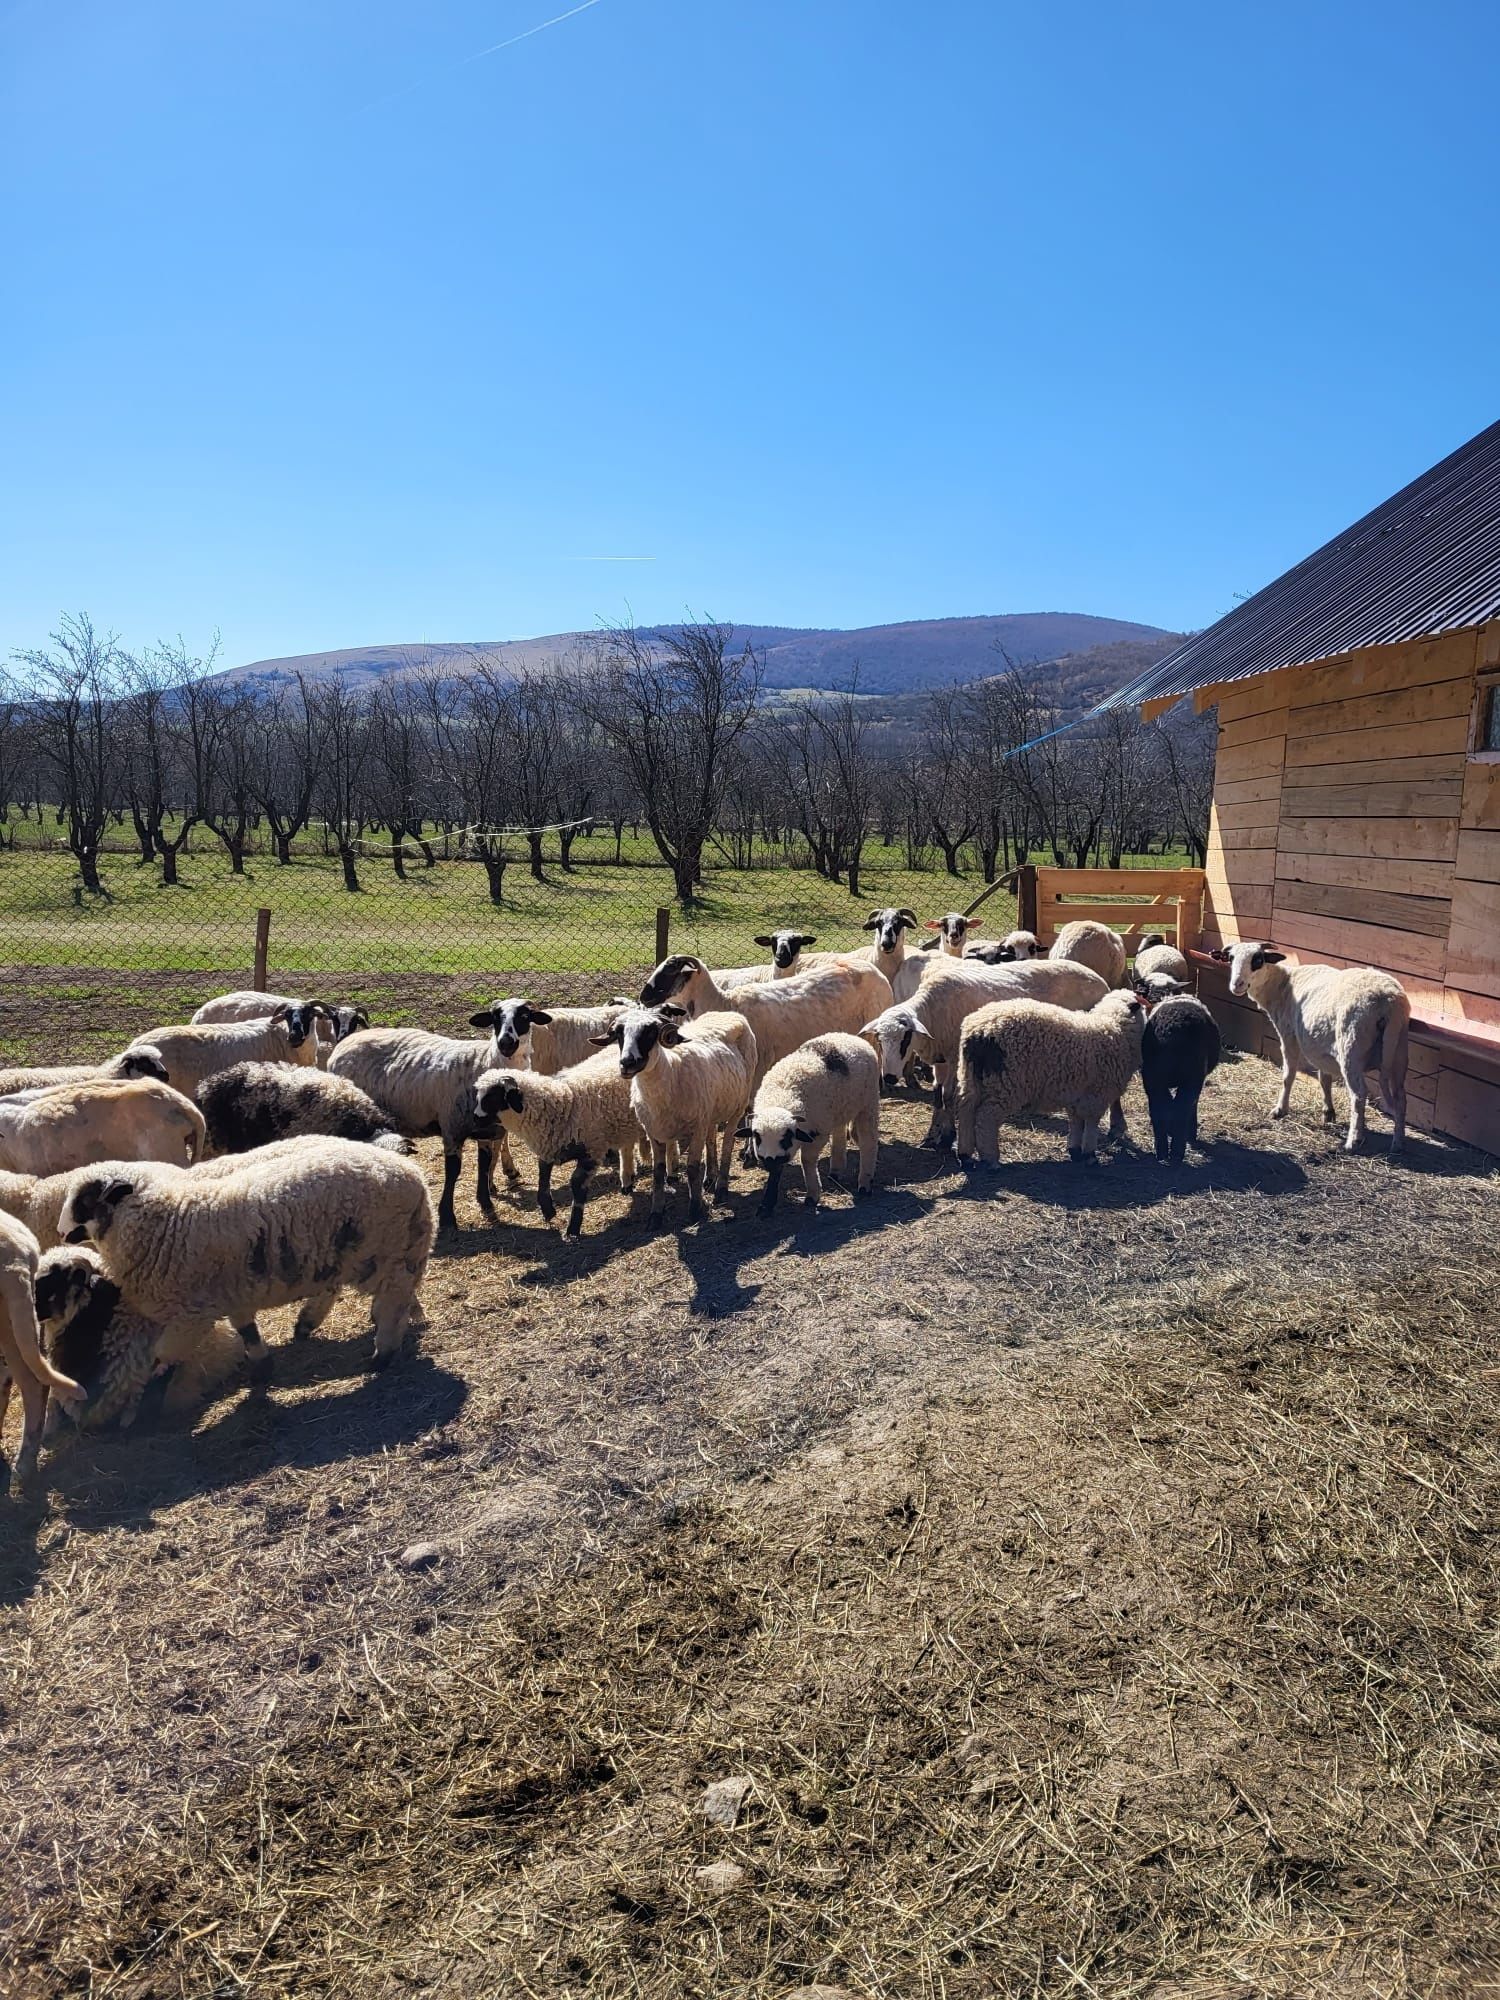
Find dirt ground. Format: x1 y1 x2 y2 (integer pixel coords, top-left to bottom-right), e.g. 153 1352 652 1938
1 1054 1497 1999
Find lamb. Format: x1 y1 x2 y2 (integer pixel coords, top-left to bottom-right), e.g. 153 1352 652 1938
0 1077 206 1178
0 1210 83 1493
591 1006 758 1223
754 929 821 978
468 1049 643 1236
1134 932 1191 987
466 997 632 1076
1211 942 1410 1153
861 957 1111 1145
123 1006 322 1099
926 910 983 956
739 1033 879 1215
33 1245 242 1437
57 1135 436 1375
328 1019 515 1229
966 928 1042 964
1050 919 1128 988
0 1046 169 1098
1139 984 1221 1163
847 907 920 986
638 954 892 1090
953 990 1148 1166
197 1062 412 1157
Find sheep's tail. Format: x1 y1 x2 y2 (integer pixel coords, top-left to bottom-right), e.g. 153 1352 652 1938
0 1268 84 1405
1377 1005 1411 1118
374 1131 416 1154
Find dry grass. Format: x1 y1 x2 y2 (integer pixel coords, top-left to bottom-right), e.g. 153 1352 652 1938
2 1055 1497 1998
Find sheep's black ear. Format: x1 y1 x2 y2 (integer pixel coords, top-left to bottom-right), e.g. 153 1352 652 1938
861 914 881 930
528 1008 554 1026
1208 947 1230 963
588 1029 619 1046
267 1003 289 1022
753 934 775 948
734 1121 753 1139
467 1008 496 1028
897 908 919 927
659 1002 688 1019
1260 949 1287 964
104 1179 133 1205
799 934 817 947
793 1126 817 1144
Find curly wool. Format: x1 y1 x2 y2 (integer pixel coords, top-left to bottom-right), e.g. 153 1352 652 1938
746 1033 880 1210
198 1062 410 1157
1049 920 1128 988
1134 935 1191 986
124 1015 318 1099
953 991 1146 1163
640 957 892 1089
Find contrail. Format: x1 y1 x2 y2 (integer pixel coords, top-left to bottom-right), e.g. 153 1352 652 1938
357 0 608 115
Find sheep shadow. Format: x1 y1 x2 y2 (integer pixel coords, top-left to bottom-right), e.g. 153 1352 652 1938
946 1135 1311 1213
670 1179 934 1317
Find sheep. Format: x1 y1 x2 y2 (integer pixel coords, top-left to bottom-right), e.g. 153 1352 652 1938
328 1019 516 1229
0 1078 206 1178
638 954 892 1091
1050 919 1128 988
754 929 821 978
33 1245 242 1439
57 1135 436 1376
591 1006 757 1223
468 1049 643 1236
966 928 1042 965
197 1062 412 1158
953 990 1148 1167
1211 942 1410 1153
1134 932 1191 987
1138 983 1221 1163
0 1210 84 1493
124 1006 322 1099
740 1033 879 1216
848 907 920 986
862 957 1111 1145
466 997 632 1076
926 910 983 956
0 1046 169 1098
190 991 366 1067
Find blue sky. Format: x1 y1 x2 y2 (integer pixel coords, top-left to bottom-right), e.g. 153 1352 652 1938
3 0 1496 668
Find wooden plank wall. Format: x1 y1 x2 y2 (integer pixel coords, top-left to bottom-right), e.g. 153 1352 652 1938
1198 622 1500 1149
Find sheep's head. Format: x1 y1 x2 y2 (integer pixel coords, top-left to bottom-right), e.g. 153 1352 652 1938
1210 941 1286 998
469 998 554 1061
33 1245 105 1334
859 1005 931 1087
927 912 977 955
58 1174 138 1245
331 1004 371 1043
638 954 705 1009
999 929 1040 961
469 1071 527 1135
753 930 817 972
1096 990 1148 1042
591 1005 685 1079
1133 972 1190 1009
268 1001 324 1049
118 1045 169 1084
862 907 918 955
735 1105 816 1171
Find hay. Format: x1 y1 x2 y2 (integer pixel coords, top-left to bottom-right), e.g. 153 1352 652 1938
2 1055 1497 1997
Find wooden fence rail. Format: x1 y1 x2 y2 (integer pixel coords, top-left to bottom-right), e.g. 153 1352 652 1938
1020 865 1206 954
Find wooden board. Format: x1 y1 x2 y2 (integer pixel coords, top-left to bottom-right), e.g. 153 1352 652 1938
1203 883 1274 931
1268 909 1447 980
1294 675 1474 738
1285 631 1478 709
1206 845 1276 887
1276 815 1460 864
1273 878 1452 939
1274 849 1455 899
1278 778 1464 819
1445 877 1500 1000
1460 760 1500 831
1035 868 1205 897
1214 799 1284 835
1216 736 1287 783
1454 827 1500 883
1218 706 1291 750
1284 753 1464 789
1285 715 1472 767
1434 1067 1500 1154
1215 772 1286 806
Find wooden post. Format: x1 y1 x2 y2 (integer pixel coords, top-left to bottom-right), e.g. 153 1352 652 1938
1016 864 1038 937
253 907 271 992
655 906 670 965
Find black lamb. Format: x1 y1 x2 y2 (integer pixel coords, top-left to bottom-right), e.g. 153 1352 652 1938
1141 992 1221 1163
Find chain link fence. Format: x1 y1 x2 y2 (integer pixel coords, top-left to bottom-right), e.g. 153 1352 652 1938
0 820 1020 1065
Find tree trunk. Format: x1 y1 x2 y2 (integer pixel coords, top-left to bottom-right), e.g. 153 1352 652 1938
527 831 545 882
339 844 361 892
275 831 292 864
131 812 155 864
481 851 507 904
558 827 578 872
847 855 861 898
77 845 103 893
390 831 407 880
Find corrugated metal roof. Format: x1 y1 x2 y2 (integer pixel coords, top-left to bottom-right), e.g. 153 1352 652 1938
1101 416 1500 712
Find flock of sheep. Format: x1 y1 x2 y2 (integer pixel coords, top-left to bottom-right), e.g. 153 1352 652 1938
0 904 1413 1496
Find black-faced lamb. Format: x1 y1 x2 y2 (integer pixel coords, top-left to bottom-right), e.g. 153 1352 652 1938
468 1048 642 1236
191 990 367 1063
124 1006 323 1098
1050 919 1127 988
0 1210 83 1492
57 1136 436 1376
953 990 1147 1166
0 1077 206 1177
1211 941 1409 1153
0 1046 169 1098
740 1033 879 1215
638 955 891 1091
197 1062 412 1157
466 997 631 1076
592 1006 757 1223
1134 932 1191 988
1139 983 1221 1163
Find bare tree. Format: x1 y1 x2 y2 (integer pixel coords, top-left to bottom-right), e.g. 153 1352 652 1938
15 614 128 894
250 673 326 864
916 686 976 877
431 660 516 905
764 677 875 896
578 622 762 905
312 676 371 891
1152 703 1217 862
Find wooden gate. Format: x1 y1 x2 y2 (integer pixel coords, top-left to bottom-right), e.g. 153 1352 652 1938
1019 865 1206 954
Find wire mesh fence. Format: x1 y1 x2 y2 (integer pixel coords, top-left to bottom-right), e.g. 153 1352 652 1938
0 820 1021 1065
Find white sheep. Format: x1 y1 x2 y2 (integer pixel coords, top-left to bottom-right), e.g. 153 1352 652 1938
0 1077 206 1178
1134 932 1190 987
196 1062 412 1157
965 928 1042 964
328 1021 515 1229
638 954 892 1090
191 991 366 1067
862 956 1111 1145
592 1007 758 1223
466 997 632 1076
469 1048 643 1235
926 910 982 956
124 1008 322 1099
57 1135 436 1376
0 1046 169 1098
0 1210 84 1493
1211 941 1410 1153
740 1033 879 1215
953 990 1148 1166
1049 919 1128 988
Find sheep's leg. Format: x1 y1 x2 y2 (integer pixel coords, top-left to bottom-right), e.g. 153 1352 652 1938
497 1132 522 1187
1270 1031 1300 1120
1066 1112 1086 1161
1337 1054 1369 1153
923 1060 954 1147
1078 1114 1104 1160
713 1120 736 1198
0 1370 11 1450
619 1139 638 1193
238 1321 274 1385
974 1103 1002 1169
1319 1070 1337 1124
535 1162 557 1224
564 1155 594 1238
954 1089 979 1162
9 1368 47 1491
1146 1086 1173 1161
474 1141 495 1211
684 1134 710 1222
1106 1096 1127 1142
369 1284 416 1370
852 1108 879 1193
827 1125 848 1176
438 1148 463 1231
293 1289 338 1341
800 1141 825 1210
649 1139 669 1220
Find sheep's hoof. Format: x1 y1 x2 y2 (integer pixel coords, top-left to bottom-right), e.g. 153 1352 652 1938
853 1182 873 1199
366 1346 396 1373
502 1167 523 1187
244 1348 274 1385
292 1317 314 1342
1269 1106 1287 1121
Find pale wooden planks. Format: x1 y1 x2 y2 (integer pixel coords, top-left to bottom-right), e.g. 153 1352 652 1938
1285 715 1471 766
1286 753 1464 789
1279 778 1464 819
1269 909 1446 980
1445 878 1500 1000
1277 815 1460 864
1273 879 1451 939
1455 828 1500 883
1274 849 1454 898
1460 761 1500 831
1285 631 1478 708
1294 675 1474 738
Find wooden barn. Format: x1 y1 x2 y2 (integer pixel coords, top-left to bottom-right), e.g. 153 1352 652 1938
1107 417 1500 1155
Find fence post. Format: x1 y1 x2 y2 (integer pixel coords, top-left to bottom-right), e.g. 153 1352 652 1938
253 907 271 992
655 906 670 965
1016 864 1038 937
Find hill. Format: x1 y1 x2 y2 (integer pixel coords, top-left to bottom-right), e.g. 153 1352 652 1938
223 612 1176 700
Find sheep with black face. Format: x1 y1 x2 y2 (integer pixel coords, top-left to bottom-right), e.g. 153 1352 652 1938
124 1005 325 1099
592 1006 757 1224
740 1033 879 1216
0 1046 170 1099
1136 979 1221 1163
468 1049 643 1237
